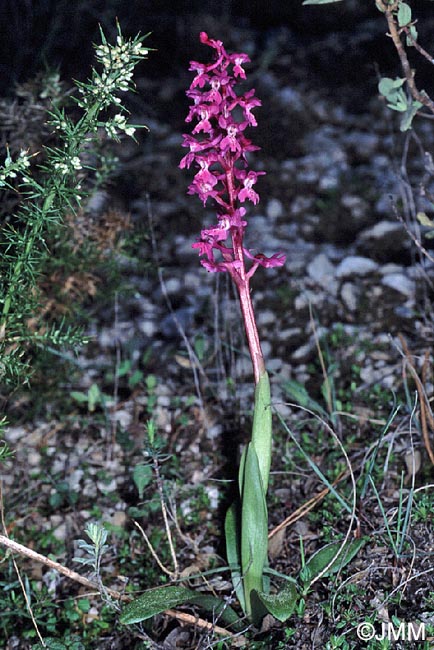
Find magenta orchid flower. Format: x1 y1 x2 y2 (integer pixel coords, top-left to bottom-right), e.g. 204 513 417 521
180 32 285 383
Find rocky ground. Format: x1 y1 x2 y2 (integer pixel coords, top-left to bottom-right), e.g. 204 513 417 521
1 10 434 650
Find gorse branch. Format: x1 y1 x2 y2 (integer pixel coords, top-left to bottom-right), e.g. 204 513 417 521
0 24 149 386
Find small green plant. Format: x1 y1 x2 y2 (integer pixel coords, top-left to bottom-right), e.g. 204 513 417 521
74 523 110 578
303 1 434 134
70 383 110 413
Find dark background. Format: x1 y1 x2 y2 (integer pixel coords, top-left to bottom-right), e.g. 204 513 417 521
1 0 434 97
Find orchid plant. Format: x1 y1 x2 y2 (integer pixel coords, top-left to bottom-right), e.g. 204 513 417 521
82 30 364 637
180 32 286 623
121 32 299 630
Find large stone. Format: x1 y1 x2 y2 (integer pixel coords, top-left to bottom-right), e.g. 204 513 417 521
307 253 338 295
381 273 415 298
336 255 379 278
357 220 409 261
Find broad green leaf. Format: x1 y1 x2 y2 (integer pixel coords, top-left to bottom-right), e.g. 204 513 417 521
255 582 298 622
33 641 85 650
251 371 272 493
128 368 144 388
119 585 242 629
378 77 405 97
225 501 245 612
303 0 343 4
87 383 101 411
303 538 365 582
132 464 152 499
33 642 68 650
397 2 412 27
241 443 269 624
282 379 327 417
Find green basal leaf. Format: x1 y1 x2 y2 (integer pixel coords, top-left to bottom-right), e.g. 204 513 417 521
282 379 327 417
132 463 152 499
119 585 242 629
255 582 298 622
240 443 269 624
225 501 245 612
303 0 343 4
397 2 412 27
303 538 365 582
251 370 272 493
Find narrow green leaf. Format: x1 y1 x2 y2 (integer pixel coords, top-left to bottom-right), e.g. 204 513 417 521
255 582 298 622
417 212 434 227
225 502 245 612
238 444 247 497
397 2 412 27
119 585 241 629
251 370 272 493
282 379 327 418
241 443 268 624
132 464 152 499
70 391 89 404
303 538 365 582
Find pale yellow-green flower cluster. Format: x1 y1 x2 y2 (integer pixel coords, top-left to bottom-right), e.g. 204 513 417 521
53 156 82 175
86 33 148 102
105 113 136 139
0 150 31 186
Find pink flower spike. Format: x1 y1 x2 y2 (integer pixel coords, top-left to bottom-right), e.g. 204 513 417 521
181 33 285 383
